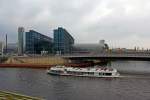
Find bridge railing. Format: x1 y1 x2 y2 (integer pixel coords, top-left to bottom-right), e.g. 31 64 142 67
62 52 150 58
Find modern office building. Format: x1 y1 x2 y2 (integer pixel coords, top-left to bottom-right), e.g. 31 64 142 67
18 27 25 56
25 30 53 54
53 27 74 54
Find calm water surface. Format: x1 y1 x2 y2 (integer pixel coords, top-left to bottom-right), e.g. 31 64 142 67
0 61 150 100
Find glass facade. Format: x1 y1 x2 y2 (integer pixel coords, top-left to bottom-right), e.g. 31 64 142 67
54 27 74 54
25 30 52 54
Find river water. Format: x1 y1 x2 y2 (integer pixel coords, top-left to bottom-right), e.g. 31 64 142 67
0 61 150 100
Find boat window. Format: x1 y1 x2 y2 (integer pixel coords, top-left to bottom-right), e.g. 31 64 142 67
83 72 88 75
51 70 56 73
64 69 67 71
88 72 94 75
105 73 112 76
51 70 63 73
78 72 83 75
99 73 105 75
67 71 75 74
99 73 102 75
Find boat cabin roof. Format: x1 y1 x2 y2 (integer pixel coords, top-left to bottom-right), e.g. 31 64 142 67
51 66 117 73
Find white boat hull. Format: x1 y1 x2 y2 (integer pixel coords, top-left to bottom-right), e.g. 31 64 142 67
47 69 120 78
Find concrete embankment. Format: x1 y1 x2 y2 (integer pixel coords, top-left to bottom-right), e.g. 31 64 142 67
0 64 52 68
0 56 94 68
0 57 8 63
0 56 67 68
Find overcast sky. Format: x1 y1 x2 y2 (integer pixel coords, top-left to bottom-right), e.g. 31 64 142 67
0 0 150 49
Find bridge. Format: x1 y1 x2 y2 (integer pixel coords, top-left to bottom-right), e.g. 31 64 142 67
62 53 150 61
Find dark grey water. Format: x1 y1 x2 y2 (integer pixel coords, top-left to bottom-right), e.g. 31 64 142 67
0 61 150 100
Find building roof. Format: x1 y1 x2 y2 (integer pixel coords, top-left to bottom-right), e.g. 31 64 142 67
73 43 105 53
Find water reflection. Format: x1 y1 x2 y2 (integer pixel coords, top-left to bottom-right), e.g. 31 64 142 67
111 61 150 74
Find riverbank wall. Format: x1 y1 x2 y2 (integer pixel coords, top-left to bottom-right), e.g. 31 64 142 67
0 56 67 68
0 56 95 68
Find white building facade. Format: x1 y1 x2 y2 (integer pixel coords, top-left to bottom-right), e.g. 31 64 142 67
18 27 25 56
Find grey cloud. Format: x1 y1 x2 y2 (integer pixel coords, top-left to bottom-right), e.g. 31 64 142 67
0 0 150 48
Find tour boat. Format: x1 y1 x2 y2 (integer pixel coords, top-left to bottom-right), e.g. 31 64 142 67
47 65 120 78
